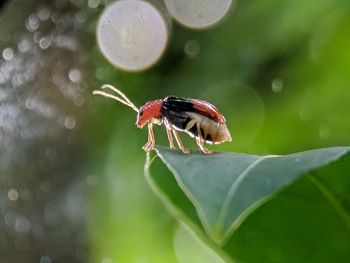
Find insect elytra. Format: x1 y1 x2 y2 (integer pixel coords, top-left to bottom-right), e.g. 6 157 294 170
93 84 232 154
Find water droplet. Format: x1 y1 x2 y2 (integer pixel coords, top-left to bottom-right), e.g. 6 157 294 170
165 0 233 29
7 188 19 201
97 0 168 71
272 78 283 93
73 95 85 106
64 116 76 130
26 14 40 32
75 11 87 24
88 0 100 8
46 148 57 160
15 216 31 233
39 37 51 49
68 68 81 83
33 32 42 43
4 211 17 227
38 7 51 21
18 38 31 53
52 35 78 51
51 12 61 24
184 40 200 57
2 47 14 61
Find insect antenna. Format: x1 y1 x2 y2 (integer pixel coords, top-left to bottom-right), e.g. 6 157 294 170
92 84 139 113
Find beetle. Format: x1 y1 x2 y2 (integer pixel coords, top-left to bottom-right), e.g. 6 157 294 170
93 84 232 154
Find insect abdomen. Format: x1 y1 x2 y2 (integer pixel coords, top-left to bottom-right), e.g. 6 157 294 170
185 112 231 144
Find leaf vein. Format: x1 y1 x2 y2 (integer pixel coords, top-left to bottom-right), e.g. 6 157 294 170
216 155 278 232
307 172 350 233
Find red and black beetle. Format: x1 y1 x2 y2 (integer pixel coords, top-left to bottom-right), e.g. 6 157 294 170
93 84 232 154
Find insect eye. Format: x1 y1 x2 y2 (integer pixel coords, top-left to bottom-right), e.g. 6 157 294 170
139 110 144 116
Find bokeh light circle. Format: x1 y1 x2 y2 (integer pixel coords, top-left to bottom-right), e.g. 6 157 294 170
165 0 233 29
97 0 168 71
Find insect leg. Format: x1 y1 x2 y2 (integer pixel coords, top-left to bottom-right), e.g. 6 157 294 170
142 126 151 151
142 123 155 152
196 123 213 154
185 119 197 132
166 127 175 149
172 130 190 154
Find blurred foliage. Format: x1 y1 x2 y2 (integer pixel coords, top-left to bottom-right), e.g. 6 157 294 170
0 0 350 262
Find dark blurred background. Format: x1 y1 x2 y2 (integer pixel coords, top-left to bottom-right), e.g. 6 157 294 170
0 0 349 262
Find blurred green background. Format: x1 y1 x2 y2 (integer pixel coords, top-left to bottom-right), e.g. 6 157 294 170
0 0 349 262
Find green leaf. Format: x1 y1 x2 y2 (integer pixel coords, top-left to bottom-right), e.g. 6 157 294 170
145 146 350 262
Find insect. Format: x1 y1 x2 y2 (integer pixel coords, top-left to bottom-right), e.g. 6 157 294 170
93 84 232 154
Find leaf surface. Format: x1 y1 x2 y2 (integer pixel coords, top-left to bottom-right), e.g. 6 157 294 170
146 146 350 263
